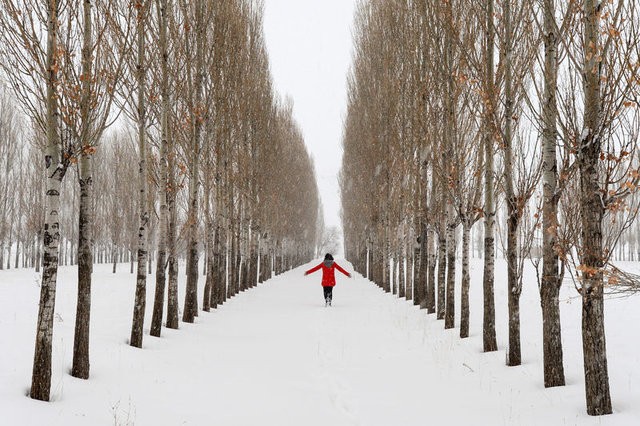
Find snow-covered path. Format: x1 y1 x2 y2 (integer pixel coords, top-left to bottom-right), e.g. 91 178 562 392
1 259 639 425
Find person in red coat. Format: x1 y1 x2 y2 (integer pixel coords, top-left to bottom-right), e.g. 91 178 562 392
305 253 351 306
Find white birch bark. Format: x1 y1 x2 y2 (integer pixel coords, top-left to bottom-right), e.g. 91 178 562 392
150 0 170 336
482 0 498 353
130 0 149 348
31 0 62 401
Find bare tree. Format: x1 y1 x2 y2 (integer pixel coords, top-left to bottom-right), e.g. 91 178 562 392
149 0 172 337
130 0 150 348
480 0 498 353
0 0 69 402
182 0 208 323
538 0 567 388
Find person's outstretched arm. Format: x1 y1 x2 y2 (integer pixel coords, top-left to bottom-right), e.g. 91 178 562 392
304 263 322 276
334 262 351 278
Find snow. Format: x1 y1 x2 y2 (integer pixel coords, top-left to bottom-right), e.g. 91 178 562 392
1 258 639 425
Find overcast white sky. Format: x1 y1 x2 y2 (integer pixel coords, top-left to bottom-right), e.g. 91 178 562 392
263 0 356 236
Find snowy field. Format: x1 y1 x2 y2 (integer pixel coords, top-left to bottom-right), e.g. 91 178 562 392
1 258 639 425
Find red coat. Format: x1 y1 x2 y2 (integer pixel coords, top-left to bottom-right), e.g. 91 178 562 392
305 261 351 287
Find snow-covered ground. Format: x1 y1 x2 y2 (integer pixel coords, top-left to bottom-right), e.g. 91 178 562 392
1 258 639 425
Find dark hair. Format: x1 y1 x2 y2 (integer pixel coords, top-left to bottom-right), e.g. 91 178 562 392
324 253 333 261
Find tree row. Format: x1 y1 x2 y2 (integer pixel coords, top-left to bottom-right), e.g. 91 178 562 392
0 0 321 402
340 0 640 416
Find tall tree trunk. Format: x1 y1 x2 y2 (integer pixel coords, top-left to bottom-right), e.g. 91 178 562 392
112 244 117 274
224 233 230 302
7 234 12 269
540 0 565 388
221 228 229 304
130 0 149 348
202 245 207 276
31 0 62 401
150 0 169 337
72 0 94 379
210 226 221 308
229 223 237 297
35 227 42 273
164 16 179 323
241 250 249 291
482 0 498 352
426 229 436 314
183 0 205 323
206 228 218 309
263 237 269 281
166 146 179 329
147 239 152 275
236 231 242 291
406 245 413 301
436 229 446 320
250 226 258 288
392 254 398 295
503 0 521 367
210 223 222 308
579 0 611 415
15 237 20 269
399 251 406 298
73 146 93 377
416 224 428 307
443 0 456 331
202 185 212 312
444 219 456 329
460 221 471 338
210 158 223 307
383 216 390 292
505 208 522 366
365 244 370 280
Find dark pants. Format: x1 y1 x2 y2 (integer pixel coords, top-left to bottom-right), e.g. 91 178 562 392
323 286 333 301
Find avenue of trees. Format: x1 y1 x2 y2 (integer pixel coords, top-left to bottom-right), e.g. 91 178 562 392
0 0 321 402
340 0 640 416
